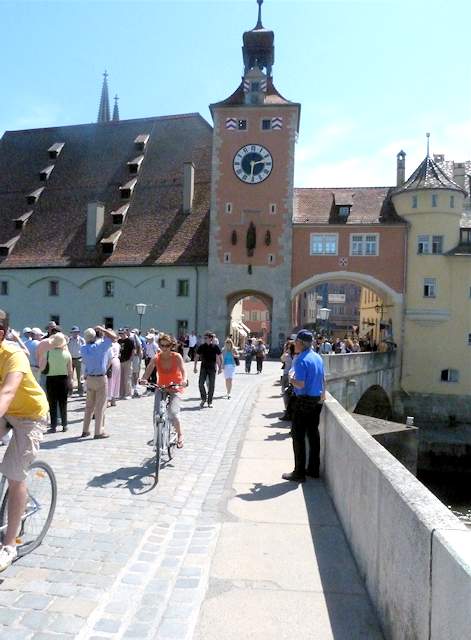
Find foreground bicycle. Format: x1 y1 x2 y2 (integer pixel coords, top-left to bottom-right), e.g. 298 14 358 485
0 460 57 560
142 382 186 482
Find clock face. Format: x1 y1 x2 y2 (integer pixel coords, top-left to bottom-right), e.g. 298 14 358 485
233 144 273 184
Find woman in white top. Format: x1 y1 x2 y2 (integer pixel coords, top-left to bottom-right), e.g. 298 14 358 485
107 338 121 407
221 338 238 399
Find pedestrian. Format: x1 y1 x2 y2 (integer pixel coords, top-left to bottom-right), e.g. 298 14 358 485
80 325 116 439
144 333 159 386
24 328 43 381
39 332 73 433
68 326 85 395
280 340 295 419
194 332 222 408
188 330 197 361
130 329 143 398
118 328 134 399
106 336 121 407
255 339 267 374
221 337 238 399
282 329 325 483
244 338 255 374
141 333 186 448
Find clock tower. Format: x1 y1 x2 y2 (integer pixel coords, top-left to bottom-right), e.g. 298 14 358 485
207 0 300 349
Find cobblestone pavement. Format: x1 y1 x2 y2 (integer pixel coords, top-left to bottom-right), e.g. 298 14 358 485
0 362 279 639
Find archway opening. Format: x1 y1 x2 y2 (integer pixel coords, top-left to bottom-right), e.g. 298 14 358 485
354 384 393 420
292 279 395 350
227 291 273 349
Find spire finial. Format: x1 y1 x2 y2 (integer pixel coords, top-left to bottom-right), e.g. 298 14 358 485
97 70 111 123
426 132 430 157
256 0 263 28
112 94 120 122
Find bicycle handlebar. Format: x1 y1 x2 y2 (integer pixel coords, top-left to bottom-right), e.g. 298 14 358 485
139 380 189 390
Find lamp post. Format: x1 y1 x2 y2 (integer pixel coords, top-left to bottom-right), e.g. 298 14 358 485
317 307 331 337
135 303 147 333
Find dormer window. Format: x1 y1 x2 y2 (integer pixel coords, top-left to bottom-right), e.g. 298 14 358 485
127 155 144 175
101 230 122 255
26 188 44 205
39 165 54 182
0 236 20 257
111 204 129 225
48 142 64 159
134 134 149 151
119 179 137 199
337 206 351 219
13 211 33 230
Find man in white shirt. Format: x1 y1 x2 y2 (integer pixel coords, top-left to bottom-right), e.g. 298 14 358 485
188 331 198 361
68 326 85 395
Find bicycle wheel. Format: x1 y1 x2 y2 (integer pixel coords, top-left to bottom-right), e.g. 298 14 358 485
154 414 162 482
0 460 57 557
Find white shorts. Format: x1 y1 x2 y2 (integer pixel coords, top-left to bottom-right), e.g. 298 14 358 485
0 416 47 482
224 365 236 379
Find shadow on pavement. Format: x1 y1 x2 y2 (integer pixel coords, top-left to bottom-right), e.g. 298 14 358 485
88 460 158 494
265 431 291 441
235 481 298 501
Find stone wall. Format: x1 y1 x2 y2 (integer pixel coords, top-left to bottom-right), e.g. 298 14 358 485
320 394 471 640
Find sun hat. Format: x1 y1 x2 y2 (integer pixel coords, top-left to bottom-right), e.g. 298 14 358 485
71 326 80 332
145 333 155 339
31 327 44 337
296 329 313 343
50 332 67 349
23 327 32 334
84 328 96 343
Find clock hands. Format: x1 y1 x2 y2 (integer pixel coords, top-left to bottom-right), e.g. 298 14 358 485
249 158 267 178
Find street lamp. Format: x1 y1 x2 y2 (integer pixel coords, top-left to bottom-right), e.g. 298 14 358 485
135 303 147 332
317 307 331 336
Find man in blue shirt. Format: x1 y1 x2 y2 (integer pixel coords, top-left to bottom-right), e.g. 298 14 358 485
282 329 325 483
80 325 116 439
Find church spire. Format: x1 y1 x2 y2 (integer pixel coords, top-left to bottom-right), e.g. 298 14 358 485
97 71 111 123
112 94 120 122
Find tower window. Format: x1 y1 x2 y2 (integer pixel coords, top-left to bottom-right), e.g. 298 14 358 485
0 281 8 296
104 317 114 329
224 252 231 263
161 279 165 288
262 119 272 131
432 236 443 254
450 196 455 208
177 320 189 337
441 368 459 382
412 195 418 209
238 120 247 131
49 280 59 297
251 81 260 92
417 235 430 254
431 194 438 207
268 254 275 264
225 202 233 214
468 333 471 346
423 278 437 298
270 203 276 215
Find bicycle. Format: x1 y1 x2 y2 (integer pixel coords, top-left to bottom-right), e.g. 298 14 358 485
142 382 182 482
0 459 57 560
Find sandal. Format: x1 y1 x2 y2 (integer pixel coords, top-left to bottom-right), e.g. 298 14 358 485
177 435 184 449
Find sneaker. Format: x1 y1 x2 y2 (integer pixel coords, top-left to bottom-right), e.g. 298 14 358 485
0 545 17 572
200 401 206 408
208 403 213 408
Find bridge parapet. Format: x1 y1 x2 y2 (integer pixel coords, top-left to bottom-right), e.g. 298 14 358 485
323 351 399 412
320 394 471 640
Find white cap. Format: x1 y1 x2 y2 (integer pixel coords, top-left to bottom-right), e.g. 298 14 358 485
23 327 32 334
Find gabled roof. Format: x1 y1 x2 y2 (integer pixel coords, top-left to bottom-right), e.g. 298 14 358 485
293 187 402 225
210 76 296 110
0 114 213 268
394 155 466 195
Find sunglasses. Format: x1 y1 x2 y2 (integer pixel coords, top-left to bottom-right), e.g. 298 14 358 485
159 343 171 348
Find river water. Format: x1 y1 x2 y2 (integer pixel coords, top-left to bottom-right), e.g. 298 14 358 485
419 471 471 528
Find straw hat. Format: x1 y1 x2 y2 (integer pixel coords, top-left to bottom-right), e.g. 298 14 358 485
50 332 67 349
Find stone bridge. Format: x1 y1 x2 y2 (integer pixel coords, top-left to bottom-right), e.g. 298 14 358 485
323 351 399 417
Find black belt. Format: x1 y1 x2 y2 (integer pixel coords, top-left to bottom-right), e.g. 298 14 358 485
87 374 105 377
72 357 82 360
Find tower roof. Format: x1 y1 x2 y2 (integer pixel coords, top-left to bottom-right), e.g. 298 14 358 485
97 71 111 123
242 0 274 76
394 155 466 195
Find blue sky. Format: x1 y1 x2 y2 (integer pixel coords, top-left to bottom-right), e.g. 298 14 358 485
2 0 470 187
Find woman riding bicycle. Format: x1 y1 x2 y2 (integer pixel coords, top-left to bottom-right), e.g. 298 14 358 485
141 333 186 448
